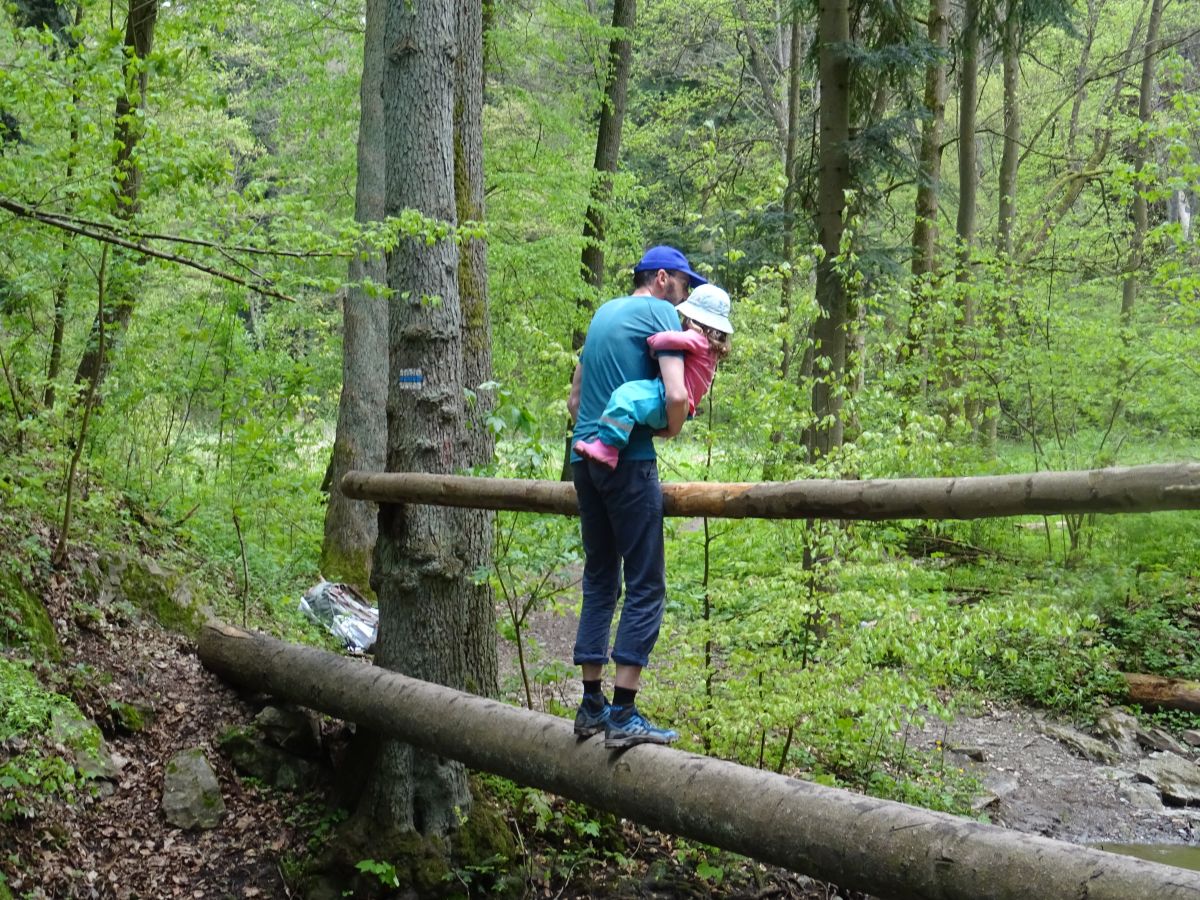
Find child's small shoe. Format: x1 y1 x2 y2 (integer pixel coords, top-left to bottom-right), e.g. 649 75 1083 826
574 439 619 471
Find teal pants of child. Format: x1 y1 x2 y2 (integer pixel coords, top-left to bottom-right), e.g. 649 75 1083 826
597 378 667 448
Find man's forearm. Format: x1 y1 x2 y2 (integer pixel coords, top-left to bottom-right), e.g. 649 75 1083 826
657 354 688 437
567 364 582 421
663 394 688 437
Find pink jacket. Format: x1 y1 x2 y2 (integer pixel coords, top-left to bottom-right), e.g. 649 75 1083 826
646 330 718 416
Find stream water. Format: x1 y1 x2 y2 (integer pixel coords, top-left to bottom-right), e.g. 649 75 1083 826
1099 843 1200 872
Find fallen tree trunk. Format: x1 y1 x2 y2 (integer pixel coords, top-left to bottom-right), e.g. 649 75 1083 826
198 621 1200 900
341 462 1200 520
1123 672 1200 714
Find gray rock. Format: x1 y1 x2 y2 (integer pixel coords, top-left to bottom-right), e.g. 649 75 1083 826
951 744 988 762
94 552 210 637
254 705 321 758
983 771 1021 798
1136 752 1200 806
218 726 320 791
49 709 122 781
1117 781 1165 812
1040 722 1121 765
1182 730 1200 748
1138 726 1189 756
1093 708 1141 757
161 748 224 829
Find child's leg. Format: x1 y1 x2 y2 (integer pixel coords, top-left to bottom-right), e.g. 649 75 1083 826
597 379 667 447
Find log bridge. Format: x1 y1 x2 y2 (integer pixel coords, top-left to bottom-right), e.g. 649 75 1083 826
340 461 1200 520
201 623 1200 900
245 462 1200 897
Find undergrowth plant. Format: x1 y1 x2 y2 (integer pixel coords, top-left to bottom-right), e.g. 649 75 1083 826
0 659 93 821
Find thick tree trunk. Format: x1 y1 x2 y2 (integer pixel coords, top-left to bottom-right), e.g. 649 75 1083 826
198 622 1200 900
363 0 476 839
1123 672 1200 714
73 0 157 391
320 0 389 591
578 0 635 306
342 462 1200 521
454 0 498 701
808 0 851 458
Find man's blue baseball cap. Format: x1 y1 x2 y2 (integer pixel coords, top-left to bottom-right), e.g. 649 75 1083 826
633 245 708 287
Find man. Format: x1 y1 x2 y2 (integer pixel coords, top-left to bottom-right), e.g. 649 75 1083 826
567 245 706 749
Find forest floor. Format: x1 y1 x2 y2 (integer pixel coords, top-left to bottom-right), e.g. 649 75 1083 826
3 562 1198 899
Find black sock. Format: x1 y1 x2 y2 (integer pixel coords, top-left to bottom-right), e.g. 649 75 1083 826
583 679 603 698
612 686 637 708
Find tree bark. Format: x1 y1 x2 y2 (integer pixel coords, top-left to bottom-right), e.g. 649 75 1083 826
808 0 851 458
363 0 478 839
911 0 948 282
341 462 1200 521
198 622 1200 900
320 0 389 592
73 0 157 391
1123 672 1200 714
454 0 499 701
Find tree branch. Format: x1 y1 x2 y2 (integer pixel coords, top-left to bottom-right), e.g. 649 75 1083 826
0 196 300 303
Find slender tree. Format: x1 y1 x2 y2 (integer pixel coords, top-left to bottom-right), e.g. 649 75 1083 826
1115 0 1163 420
578 0 636 309
912 0 949 283
995 0 1021 262
780 7 808 382
72 0 157 391
42 2 84 410
808 0 851 457
320 0 389 591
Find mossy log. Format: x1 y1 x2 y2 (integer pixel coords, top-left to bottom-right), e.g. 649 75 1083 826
1123 672 1200 713
198 621 1200 900
341 462 1200 520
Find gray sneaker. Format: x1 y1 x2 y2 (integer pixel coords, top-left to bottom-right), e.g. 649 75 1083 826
604 706 679 749
574 695 611 737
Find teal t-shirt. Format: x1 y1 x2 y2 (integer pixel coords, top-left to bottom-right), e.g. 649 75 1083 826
572 294 683 462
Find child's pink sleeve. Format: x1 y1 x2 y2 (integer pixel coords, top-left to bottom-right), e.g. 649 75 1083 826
646 330 708 355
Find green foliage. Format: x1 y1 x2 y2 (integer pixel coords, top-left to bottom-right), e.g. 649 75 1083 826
355 858 400 889
1097 570 1200 681
0 658 91 821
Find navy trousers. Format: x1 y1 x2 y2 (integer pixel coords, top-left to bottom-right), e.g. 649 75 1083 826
572 458 666 668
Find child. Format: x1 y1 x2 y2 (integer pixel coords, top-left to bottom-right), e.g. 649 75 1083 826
574 283 733 470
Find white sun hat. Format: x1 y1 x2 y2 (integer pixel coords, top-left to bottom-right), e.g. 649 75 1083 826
676 283 733 334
